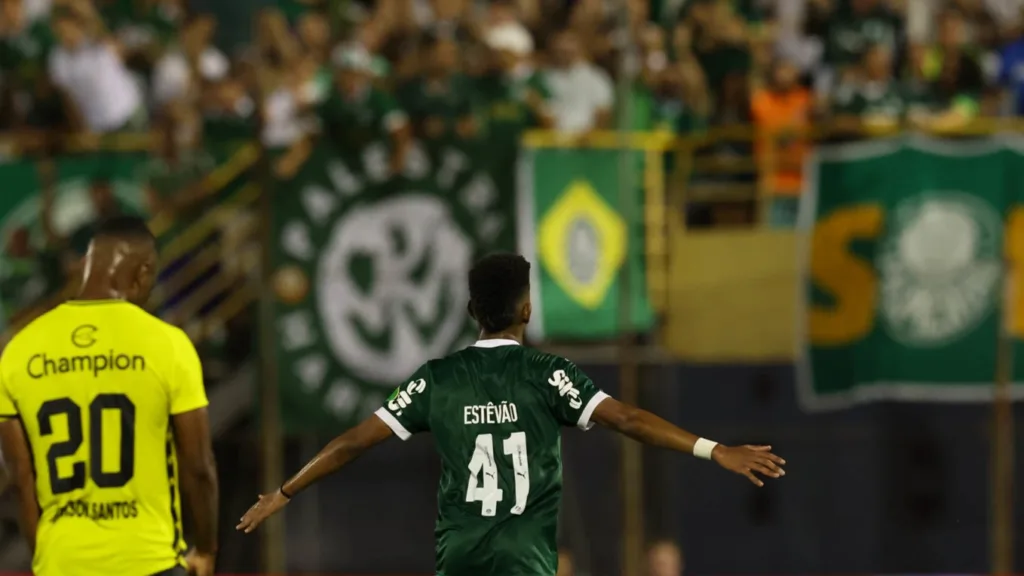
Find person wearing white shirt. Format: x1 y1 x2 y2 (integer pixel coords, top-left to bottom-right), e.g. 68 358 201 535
48 10 144 133
543 30 614 134
151 15 229 109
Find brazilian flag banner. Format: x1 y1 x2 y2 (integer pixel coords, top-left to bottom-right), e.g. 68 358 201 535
518 146 654 340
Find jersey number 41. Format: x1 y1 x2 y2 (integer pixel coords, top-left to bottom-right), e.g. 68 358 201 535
466 432 529 517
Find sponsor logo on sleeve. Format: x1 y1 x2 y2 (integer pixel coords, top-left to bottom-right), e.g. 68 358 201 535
387 378 427 416
548 369 582 410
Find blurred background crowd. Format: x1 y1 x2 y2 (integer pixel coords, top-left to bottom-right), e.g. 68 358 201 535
1 0 1023 575
6 0 1024 230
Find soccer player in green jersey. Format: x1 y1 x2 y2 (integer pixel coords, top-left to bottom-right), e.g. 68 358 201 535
237 253 786 575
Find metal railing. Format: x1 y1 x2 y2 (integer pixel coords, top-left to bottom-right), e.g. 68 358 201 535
0 134 261 346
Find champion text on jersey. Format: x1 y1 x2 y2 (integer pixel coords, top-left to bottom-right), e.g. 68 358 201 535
548 369 583 410
27 351 146 379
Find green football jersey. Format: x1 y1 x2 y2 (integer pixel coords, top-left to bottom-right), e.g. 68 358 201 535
374 339 608 576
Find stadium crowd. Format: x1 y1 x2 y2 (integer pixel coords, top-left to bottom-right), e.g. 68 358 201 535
4 0 1024 225
1 0 1020 574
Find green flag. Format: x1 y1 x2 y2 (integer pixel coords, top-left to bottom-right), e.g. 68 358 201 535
271 138 515 433
800 136 1024 410
518 147 654 340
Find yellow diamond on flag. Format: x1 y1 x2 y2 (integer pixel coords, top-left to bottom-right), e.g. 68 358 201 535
537 179 627 310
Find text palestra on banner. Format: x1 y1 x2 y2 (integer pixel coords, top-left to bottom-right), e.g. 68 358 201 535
271 138 515 433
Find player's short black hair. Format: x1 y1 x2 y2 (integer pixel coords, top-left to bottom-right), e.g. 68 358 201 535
468 253 530 333
92 215 156 245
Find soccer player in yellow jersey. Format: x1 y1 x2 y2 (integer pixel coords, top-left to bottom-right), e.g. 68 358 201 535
0 216 219 576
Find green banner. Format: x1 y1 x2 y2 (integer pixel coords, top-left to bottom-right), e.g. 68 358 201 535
518 147 654 340
270 139 515 433
0 153 149 332
800 136 1024 410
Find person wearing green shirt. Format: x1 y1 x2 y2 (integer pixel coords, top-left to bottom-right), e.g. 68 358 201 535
0 0 54 83
682 0 751 102
397 36 478 143
202 77 258 143
819 0 902 70
97 0 181 51
905 9 984 131
0 0 56 126
831 44 906 130
475 21 552 149
318 44 411 175
651 60 709 134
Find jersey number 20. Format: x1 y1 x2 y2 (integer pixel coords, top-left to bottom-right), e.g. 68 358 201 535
466 432 529 517
37 394 136 495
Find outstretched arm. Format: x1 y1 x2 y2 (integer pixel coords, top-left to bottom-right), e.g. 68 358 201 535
236 414 394 533
590 397 787 486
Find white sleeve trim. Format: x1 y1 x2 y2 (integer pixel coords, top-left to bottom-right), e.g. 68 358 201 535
577 391 610 431
374 407 412 440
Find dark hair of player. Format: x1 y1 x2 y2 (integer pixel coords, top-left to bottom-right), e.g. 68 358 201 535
468 253 530 334
92 215 156 245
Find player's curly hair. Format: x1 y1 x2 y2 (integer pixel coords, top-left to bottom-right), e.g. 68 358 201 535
468 253 530 333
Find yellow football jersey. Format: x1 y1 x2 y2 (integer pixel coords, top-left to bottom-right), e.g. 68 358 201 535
0 300 209 576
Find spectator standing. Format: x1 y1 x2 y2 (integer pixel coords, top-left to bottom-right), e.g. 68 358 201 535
0 0 56 127
751 56 811 228
908 0 1013 49
832 43 904 131
397 36 477 142
260 9 334 149
639 23 669 87
99 0 184 75
543 30 613 134
808 0 903 100
296 9 333 89
151 14 228 115
477 21 552 145
201 73 257 142
910 7 985 130
650 58 710 134
48 8 145 133
685 0 753 125
318 44 410 174
565 0 617 73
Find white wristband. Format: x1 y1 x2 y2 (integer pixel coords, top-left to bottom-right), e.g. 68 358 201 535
693 438 719 460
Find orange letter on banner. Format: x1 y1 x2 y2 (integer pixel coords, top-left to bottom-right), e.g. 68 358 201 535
1006 207 1024 338
810 205 884 345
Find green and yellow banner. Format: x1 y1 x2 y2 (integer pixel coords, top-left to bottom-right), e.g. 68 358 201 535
518 146 654 340
801 136 1024 410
